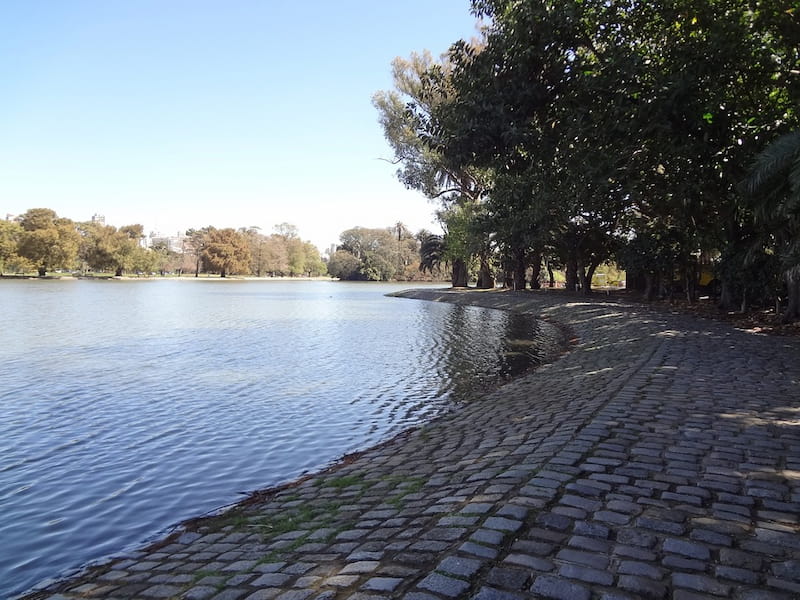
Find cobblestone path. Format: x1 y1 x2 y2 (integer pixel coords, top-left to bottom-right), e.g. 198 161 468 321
25 289 800 600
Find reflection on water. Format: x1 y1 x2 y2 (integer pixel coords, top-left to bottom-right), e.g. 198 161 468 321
438 305 557 402
0 280 561 597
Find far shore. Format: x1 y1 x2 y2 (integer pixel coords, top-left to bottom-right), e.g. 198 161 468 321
0 273 450 283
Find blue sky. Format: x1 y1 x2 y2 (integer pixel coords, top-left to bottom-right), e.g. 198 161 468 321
1 1 480 252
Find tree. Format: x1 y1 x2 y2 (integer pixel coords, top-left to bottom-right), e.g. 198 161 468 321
337 227 398 281
374 50 490 288
286 237 307 276
201 227 251 277
418 232 447 279
302 242 328 277
17 208 80 276
239 227 268 276
79 222 148 276
149 241 182 276
330 225 419 281
742 130 800 321
0 220 23 274
262 235 290 276
408 0 798 301
327 249 362 280
185 227 211 277
373 51 485 204
273 222 299 240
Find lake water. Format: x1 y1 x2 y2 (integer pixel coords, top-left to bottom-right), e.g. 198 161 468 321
0 279 560 598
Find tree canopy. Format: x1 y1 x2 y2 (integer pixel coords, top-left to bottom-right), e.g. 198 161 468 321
327 223 436 281
2 209 329 279
376 0 800 318
17 209 81 276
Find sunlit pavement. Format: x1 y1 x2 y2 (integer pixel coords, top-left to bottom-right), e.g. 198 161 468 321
26 289 800 600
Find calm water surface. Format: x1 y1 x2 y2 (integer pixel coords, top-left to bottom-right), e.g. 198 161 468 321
0 279 560 597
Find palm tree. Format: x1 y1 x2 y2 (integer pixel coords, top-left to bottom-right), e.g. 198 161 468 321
743 131 800 321
418 233 446 275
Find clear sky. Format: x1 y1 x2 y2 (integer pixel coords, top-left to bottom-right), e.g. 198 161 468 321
1 1 480 253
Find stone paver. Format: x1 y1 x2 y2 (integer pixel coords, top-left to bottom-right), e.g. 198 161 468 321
23 289 800 599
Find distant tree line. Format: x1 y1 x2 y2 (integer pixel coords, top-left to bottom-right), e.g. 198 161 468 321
374 1 800 321
0 209 327 278
327 222 447 281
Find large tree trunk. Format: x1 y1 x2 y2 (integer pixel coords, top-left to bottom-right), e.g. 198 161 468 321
565 256 578 292
38 266 46 277
451 258 468 287
512 248 526 290
581 260 600 295
115 266 123 277
529 252 542 289
644 272 658 301
476 256 494 289
546 260 555 288
782 270 800 323
719 279 736 311
684 260 698 303
576 254 587 294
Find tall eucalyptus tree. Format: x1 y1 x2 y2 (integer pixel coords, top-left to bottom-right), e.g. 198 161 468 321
373 51 492 287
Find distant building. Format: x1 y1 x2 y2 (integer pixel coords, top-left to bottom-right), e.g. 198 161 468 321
147 231 188 253
91 213 106 225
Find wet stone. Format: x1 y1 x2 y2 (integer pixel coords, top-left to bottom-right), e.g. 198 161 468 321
471 529 505 546
504 553 554 571
484 517 524 532
555 549 608 570
530 575 591 600
558 563 614 586
572 521 610 539
362 577 403 592
437 515 478 527
663 538 711 560
536 513 572 531
140 584 183 598
618 560 665 580
618 575 667 599
211 590 248 600
459 541 499 560
417 573 471 598
275 591 313 600
715 565 759 584
672 573 731 596
488 565 532 591
410 540 449 552
423 527 468 541
184 587 219 600
324 575 360 587
340 561 381 575
252 573 292 587
436 556 483 578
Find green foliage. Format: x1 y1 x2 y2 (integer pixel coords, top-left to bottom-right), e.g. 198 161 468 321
78 221 148 276
0 220 23 274
6 210 327 279
418 233 446 275
741 129 800 319
378 0 799 307
327 249 362 280
17 209 80 276
330 224 423 281
201 227 252 277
